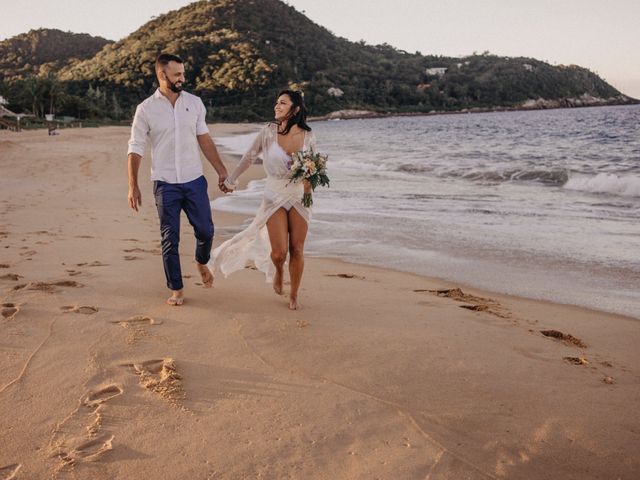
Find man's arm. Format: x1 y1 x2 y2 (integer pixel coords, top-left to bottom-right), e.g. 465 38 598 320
128 153 142 211
197 134 230 191
127 104 148 211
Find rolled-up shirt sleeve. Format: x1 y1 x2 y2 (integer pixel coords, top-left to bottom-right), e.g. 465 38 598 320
127 104 149 156
196 99 209 136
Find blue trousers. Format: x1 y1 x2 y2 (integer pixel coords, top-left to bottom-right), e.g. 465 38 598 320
153 175 214 291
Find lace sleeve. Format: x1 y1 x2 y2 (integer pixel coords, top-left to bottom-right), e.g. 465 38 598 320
224 126 267 188
308 130 318 152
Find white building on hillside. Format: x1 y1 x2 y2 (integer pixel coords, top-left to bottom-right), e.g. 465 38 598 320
425 67 448 77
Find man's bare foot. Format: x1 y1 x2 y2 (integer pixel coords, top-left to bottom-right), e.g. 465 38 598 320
167 290 184 306
273 267 284 295
197 263 214 288
288 296 299 310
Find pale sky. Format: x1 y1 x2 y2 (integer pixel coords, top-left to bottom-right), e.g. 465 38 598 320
1 0 638 98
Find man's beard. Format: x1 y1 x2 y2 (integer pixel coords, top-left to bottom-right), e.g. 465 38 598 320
168 79 183 93
167 78 182 93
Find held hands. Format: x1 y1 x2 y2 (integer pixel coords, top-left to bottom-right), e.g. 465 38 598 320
218 174 233 194
128 185 142 211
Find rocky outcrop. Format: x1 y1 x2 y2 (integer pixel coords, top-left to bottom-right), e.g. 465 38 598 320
520 93 633 110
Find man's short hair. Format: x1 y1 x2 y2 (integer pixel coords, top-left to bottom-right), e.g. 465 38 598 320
156 53 183 71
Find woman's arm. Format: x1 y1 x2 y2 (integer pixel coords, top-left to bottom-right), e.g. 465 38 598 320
224 126 267 190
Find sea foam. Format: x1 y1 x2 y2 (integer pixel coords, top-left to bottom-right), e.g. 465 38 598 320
564 173 640 198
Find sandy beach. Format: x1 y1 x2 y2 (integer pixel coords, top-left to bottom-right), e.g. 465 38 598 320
0 125 638 479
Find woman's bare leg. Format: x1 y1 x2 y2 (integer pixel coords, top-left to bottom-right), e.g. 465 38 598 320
266 208 289 295
287 208 308 310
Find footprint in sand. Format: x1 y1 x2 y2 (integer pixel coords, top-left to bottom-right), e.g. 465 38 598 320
87 261 109 267
110 315 160 327
19 250 37 257
0 464 21 480
76 306 98 314
123 247 161 255
0 263 9 268
325 273 365 280
111 315 160 344
83 384 123 408
123 255 140 261
0 273 22 281
58 435 115 466
27 280 82 293
540 329 587 348
65 269 82 276
60 305 98 315
123 358 184 405
51 384 122 469
563 356 589 366
1 303 20 320
415 287 511 319
74 261 108 267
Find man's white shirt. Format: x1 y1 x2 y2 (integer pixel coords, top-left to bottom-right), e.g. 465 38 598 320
127 89 209 184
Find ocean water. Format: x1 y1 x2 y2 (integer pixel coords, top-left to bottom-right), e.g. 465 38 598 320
213 105 640 319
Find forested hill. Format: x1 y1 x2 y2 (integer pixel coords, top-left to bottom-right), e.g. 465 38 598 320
0 29 112 80
0 0 635 121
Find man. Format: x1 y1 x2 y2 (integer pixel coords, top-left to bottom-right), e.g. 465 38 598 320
127 53 230 306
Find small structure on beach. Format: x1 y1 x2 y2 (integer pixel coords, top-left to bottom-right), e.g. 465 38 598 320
0 105 16 117
0 103 21 131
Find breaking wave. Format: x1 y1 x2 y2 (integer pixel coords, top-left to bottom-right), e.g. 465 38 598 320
564 173 640 198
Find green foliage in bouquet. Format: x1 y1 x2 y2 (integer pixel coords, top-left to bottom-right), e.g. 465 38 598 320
288 149 330 207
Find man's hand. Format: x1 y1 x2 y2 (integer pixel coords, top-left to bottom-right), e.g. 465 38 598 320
197 133 231 192
127 153 143 211
128 185 142 211
218 174 233 193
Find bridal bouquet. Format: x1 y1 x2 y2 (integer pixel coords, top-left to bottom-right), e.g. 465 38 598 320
288 149 330 207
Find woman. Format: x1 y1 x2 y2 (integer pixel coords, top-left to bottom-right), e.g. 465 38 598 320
209 90 318 310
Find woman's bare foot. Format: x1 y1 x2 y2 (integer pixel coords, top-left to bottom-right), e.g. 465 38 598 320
273 267 284 295
288 296 299 310
197 263 214 288
167 290 184 306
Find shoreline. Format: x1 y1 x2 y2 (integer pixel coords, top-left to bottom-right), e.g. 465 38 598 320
308 97 639 122
1 125 638 478
3 96 637 133
212 176 640 323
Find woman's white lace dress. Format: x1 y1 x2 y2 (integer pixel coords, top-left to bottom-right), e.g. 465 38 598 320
208 123 317 282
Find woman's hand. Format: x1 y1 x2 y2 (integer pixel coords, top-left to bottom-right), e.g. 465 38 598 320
303 179 312 194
